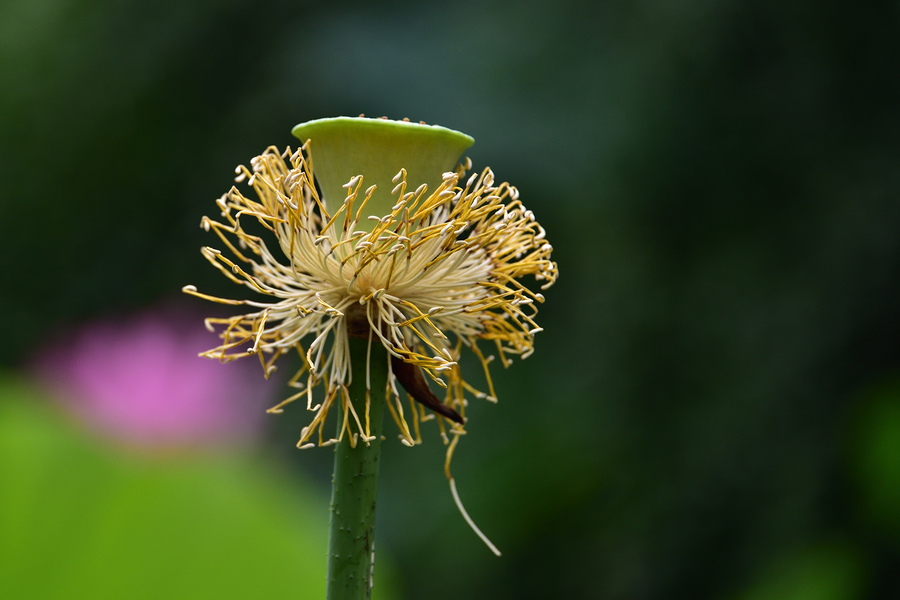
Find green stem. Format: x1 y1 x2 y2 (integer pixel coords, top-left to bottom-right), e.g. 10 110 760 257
326 336 387 600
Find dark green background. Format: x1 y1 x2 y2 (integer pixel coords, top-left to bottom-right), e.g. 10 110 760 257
2 0 900 598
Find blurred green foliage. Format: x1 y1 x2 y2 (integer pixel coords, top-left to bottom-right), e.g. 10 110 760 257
0 375 340 598
851 381 900 542
1 0 900 598
735 544 866 600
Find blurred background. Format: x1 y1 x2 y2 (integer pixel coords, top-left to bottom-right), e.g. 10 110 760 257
1 0 899 598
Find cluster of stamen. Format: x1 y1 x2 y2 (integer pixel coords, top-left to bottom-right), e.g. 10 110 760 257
184 142 557 453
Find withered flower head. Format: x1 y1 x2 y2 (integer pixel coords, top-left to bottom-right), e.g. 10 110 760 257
184 117 557 456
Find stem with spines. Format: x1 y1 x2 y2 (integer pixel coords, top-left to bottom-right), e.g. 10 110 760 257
326 335 387 600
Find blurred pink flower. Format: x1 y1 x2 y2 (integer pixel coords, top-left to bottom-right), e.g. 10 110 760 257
34 310 277 449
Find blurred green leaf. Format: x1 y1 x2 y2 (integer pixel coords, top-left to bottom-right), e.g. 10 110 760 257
0 373 398 599
733 544 865 600
851 379 900 539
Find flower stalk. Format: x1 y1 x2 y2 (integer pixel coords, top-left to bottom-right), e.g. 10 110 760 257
185 115 557 597
327 335 386 600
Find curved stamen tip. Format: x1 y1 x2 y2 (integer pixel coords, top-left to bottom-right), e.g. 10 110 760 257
450 477 501 557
